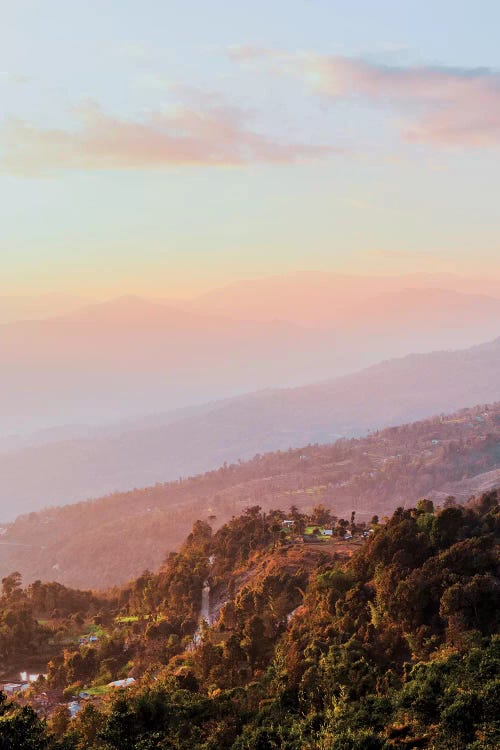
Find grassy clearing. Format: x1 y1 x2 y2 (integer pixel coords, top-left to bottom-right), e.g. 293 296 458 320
85 684 111 696
87 624 106 637
304 526 332 541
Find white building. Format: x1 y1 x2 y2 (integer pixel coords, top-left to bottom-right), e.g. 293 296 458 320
2 683 28 694
108 678 136 689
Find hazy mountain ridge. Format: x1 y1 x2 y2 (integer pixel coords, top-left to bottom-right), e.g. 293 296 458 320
184 270 500 323
1 336 499 518
2 272 500 437
0 298 312 436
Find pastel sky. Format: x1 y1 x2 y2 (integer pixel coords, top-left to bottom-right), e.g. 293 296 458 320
1 0 500 296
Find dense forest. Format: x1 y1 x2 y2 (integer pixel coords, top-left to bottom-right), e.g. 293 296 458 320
0 489 499 748
0 402 499 588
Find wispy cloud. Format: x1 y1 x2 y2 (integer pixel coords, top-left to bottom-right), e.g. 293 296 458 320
229 47 500 147
0 93 330 175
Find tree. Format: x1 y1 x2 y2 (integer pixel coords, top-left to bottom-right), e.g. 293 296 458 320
311 504 333 527
416 498 434 514
440 574 500 636
0 692 50 749
241 615 267 669
1 572 22 602
72 703 105 750
431 507 464 548
48 705 70 739
336 519 349 537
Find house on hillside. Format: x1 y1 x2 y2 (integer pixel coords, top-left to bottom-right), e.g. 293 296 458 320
321 529 333 536
68 701 81 718
108 678 136 689
2 683 28 695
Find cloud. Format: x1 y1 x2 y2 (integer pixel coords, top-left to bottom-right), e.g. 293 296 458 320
227 44 275 63
0 94 330 175
230 48 500 147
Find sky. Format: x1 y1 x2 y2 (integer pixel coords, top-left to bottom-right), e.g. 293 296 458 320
1 0 500 297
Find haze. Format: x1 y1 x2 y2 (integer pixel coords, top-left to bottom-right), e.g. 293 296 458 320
1 1 499 521
1 6 500 748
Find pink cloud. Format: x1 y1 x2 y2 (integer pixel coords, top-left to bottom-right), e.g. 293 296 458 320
312 58 500 146
1 96 330 174
232 48 500 147
227 44 271 62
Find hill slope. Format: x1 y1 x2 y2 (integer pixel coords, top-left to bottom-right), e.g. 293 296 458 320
0 402 498 589
1 492 499 750
2 336 500 517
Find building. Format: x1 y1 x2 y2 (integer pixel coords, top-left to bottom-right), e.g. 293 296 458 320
68 701 81 718
2 683 28 695
108 678 136 689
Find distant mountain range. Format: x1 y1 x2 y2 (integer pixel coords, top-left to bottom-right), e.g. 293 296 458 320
6 272 500 327
181 270 500 324
0 296 309 435
1 335 499 520
2 274 500 438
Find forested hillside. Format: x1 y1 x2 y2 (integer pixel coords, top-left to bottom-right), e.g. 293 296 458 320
0 402 498 589
1 491 498 749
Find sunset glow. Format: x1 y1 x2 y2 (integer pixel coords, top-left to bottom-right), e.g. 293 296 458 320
0 6 499 745
1 1 499 297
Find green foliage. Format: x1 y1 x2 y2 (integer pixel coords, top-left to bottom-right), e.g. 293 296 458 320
0 692 51 750
1 490 499 750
